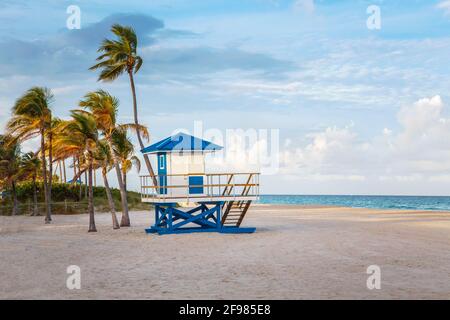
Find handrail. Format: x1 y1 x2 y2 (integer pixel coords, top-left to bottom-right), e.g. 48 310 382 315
140 172 259 178
140 172 260 200
142 183 258 189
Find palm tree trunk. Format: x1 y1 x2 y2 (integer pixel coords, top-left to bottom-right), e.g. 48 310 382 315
63 158 67 183
48 132 53 221
128 71 158 187
88 161 96 232
41 131 51 224
77 157 82 200
11 181 18 216
73 156 77 181
59 160 63 183
103 170 120 229
54 161 58 181
84 171 87 199
123 171 127 193
106 138 130 227
32 175 38 216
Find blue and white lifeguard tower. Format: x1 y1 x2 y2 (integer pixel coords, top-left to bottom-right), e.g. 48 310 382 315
140 132 260 235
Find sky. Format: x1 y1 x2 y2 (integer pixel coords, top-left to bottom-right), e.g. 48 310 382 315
1 0 450 195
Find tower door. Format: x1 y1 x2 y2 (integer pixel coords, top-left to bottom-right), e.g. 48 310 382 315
158 153 167 195
189 176 204 195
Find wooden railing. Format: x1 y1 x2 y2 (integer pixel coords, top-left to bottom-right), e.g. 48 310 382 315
140 172 260 201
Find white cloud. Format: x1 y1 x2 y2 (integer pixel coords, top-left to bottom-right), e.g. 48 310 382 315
227 80 387 107
437 0 450 15
293 0 315 14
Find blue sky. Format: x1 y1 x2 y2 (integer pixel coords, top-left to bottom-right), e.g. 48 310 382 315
1 0 450 195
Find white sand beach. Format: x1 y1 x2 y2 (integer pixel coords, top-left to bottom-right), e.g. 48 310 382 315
1 205 450 300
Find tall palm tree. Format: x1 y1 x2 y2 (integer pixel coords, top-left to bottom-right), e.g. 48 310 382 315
7 87 53 223
94 140 120 229
0 135 21 216
90 24 158 188
79 90 149 227
18 152 41 216
54 111 98 232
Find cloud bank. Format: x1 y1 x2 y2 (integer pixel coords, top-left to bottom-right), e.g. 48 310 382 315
0 13 292 79
280 95 450 187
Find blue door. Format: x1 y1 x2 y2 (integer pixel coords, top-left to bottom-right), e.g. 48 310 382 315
189 176 204 195
157 153 167 195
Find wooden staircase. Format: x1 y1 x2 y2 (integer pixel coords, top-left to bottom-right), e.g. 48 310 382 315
221 173 254 227
221 200 252 227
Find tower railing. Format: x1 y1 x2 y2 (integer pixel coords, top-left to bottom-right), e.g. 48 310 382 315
140 172 260 202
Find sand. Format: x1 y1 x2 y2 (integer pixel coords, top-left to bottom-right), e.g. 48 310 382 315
1 205 450 300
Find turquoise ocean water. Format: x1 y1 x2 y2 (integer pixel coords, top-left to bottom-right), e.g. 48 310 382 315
258 195 450 211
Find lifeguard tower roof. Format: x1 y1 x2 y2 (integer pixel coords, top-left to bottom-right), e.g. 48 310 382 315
141 132 223 154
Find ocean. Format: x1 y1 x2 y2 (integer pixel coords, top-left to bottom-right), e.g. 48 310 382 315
258 195 450 211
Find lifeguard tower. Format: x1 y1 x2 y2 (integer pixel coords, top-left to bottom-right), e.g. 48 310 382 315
140 132 260 235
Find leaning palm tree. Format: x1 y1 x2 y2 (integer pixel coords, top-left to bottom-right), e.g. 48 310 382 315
90 24 158 188
7 87 53 223
94 140 120 229
54 111 98 232
79 90 149 227
0 135 21 216
18 152 41 216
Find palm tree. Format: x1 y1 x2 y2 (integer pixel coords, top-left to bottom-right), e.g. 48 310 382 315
79 90 149 227
94 140 120 229
7 87 53 223
113 129 141 193
52 120 86 202
55 111 98 232
123 156 141 192
90 24 158 188
18 152 41 216
0 135 21 216
46 117 62 208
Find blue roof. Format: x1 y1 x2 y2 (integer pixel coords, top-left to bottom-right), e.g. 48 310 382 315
141 132 223 154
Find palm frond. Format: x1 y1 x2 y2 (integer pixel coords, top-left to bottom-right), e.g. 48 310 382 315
98 63 127 82
134 56 143 73
118 123 150 141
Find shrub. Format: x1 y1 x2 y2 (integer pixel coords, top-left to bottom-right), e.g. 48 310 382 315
15 182 80 202
1 182 151 216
